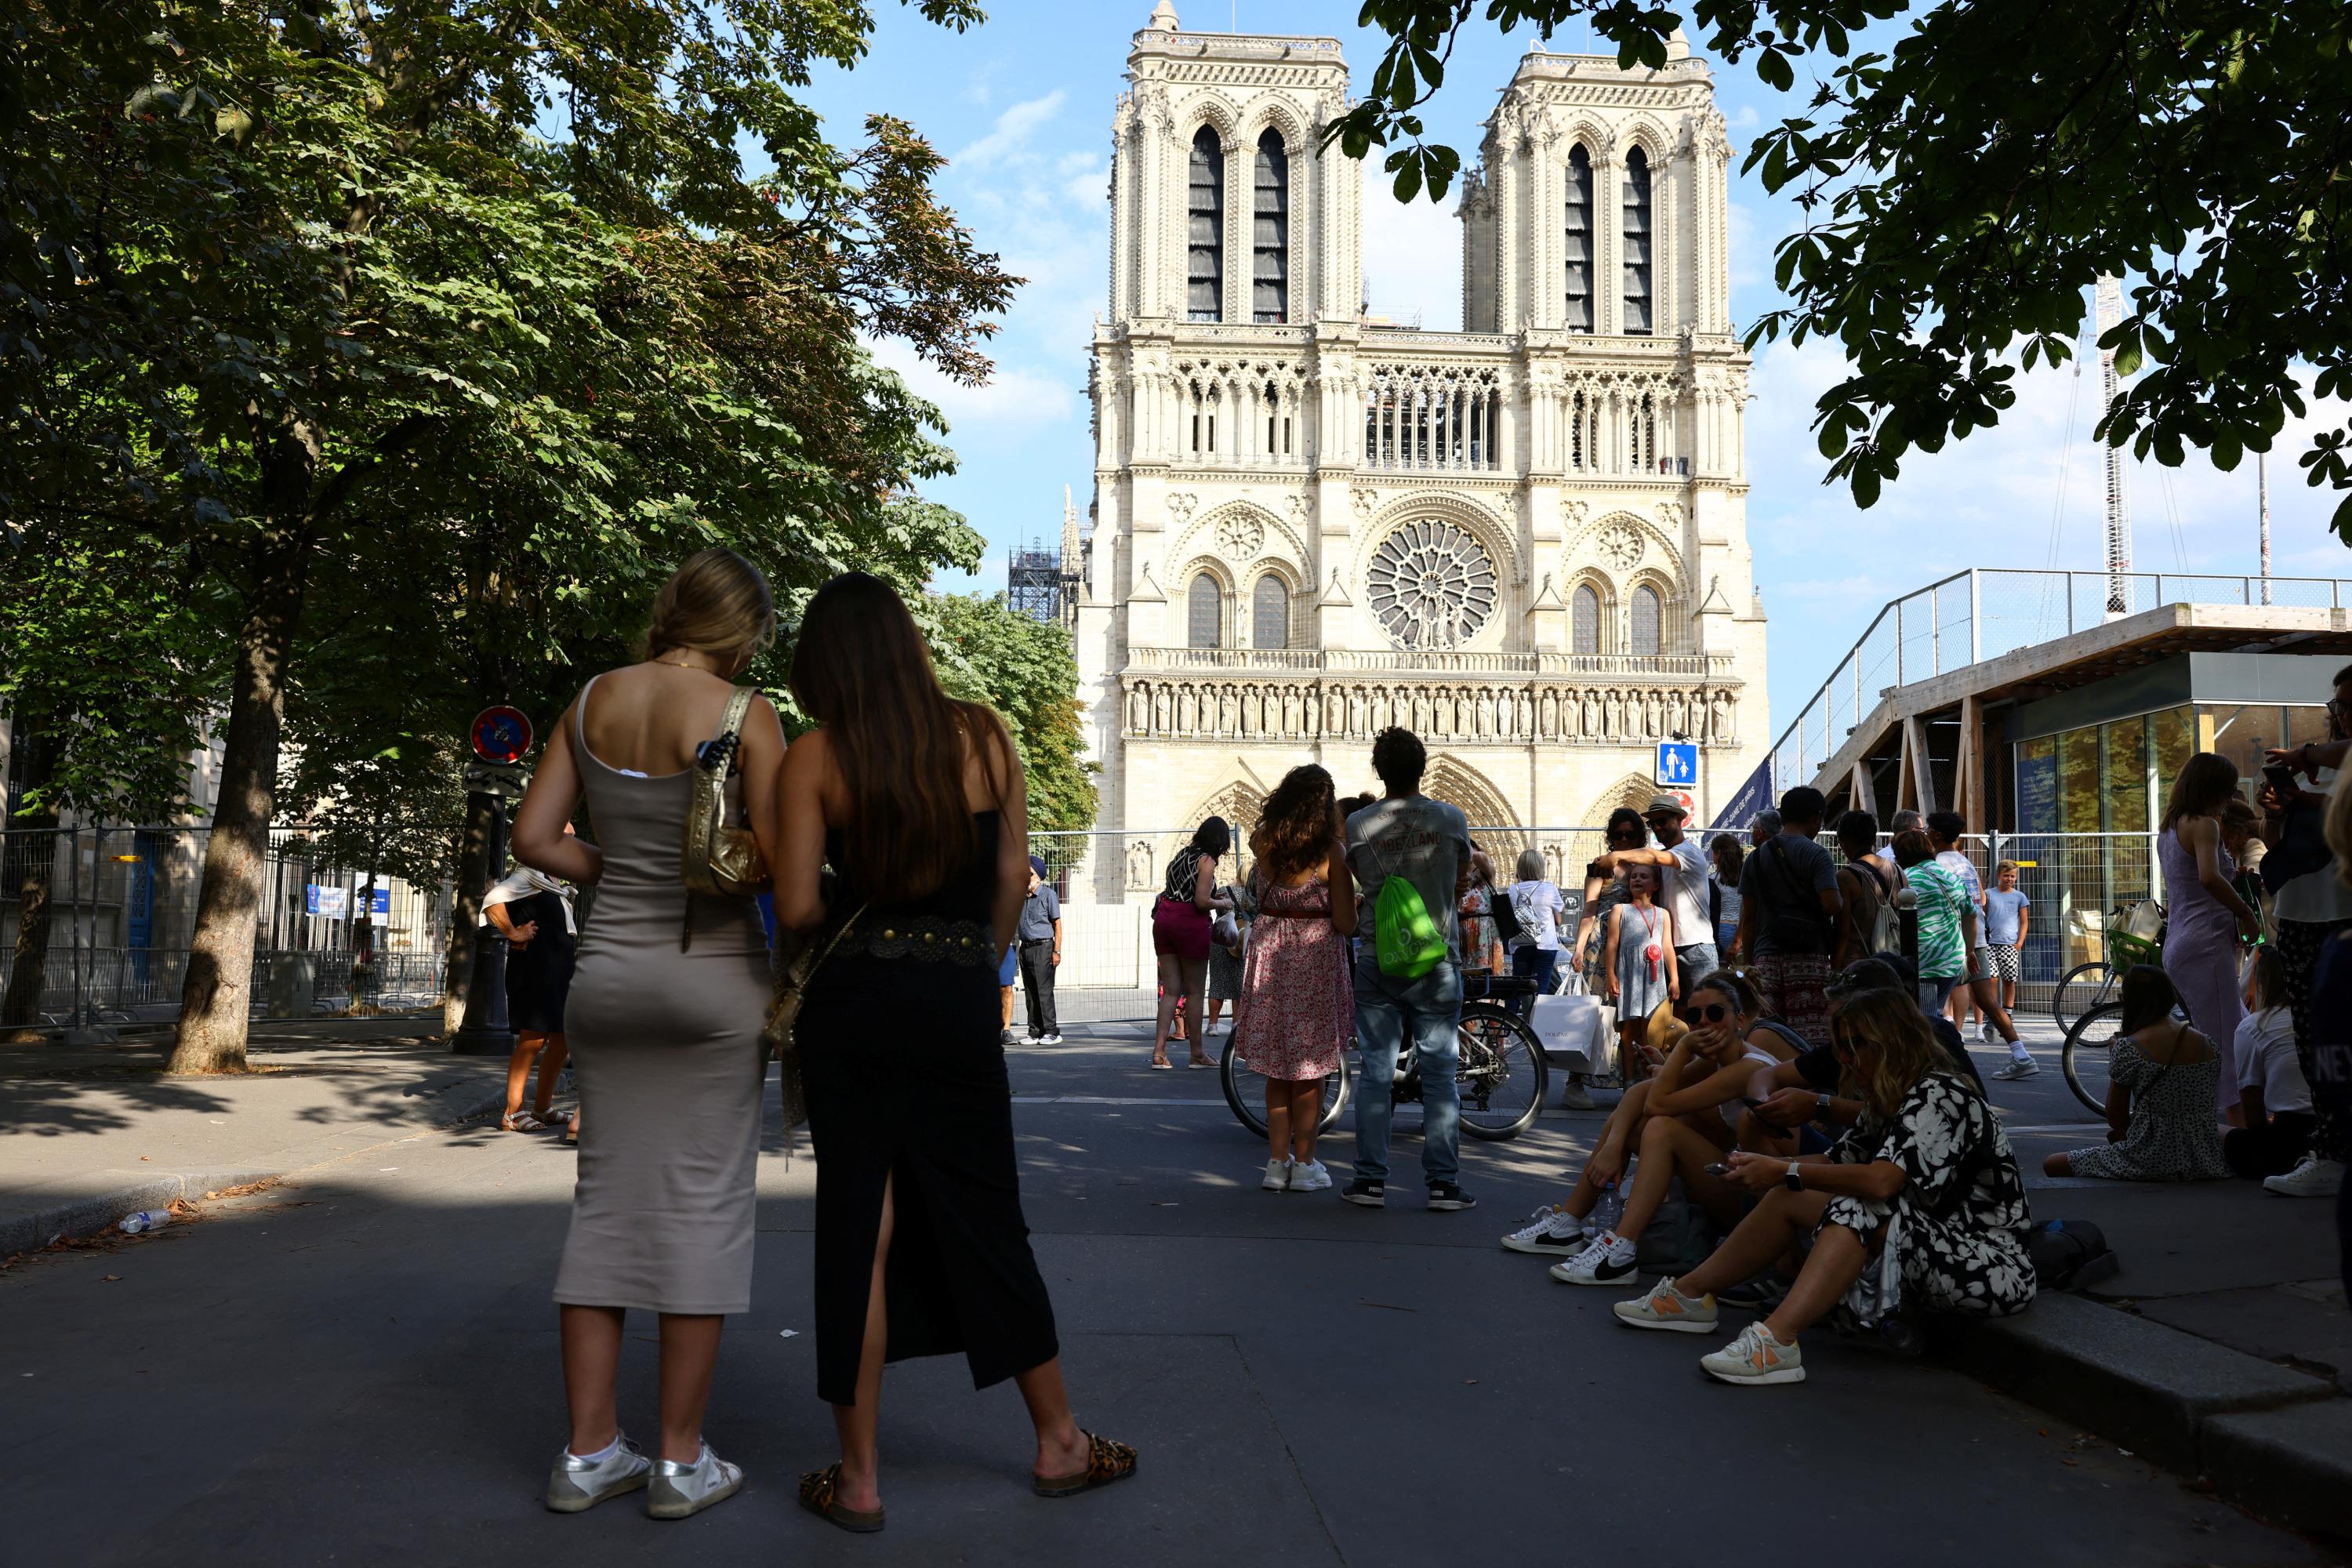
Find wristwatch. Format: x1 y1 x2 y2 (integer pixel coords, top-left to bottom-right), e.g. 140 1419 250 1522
1815 1092 1832 1120
1782 1163 1805 1192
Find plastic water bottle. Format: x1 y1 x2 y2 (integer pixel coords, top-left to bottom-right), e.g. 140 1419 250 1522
118 1210 168 1235
1591 1181 1624 1239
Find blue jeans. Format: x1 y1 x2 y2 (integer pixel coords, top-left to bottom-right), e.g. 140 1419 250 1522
1352 955 1463 1187
1509 945 1559 1020
1676 941 1719 992
1924 975 1959 1012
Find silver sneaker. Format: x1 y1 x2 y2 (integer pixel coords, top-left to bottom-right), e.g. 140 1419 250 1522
546 1432 652 1513
647 1441 743 1520
1991 1058 2040 1080
1559 1082 1596 1111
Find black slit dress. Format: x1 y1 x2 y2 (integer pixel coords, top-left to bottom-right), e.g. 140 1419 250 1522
796 811 1060 1405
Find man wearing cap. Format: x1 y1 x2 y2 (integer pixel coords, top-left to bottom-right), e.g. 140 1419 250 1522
1017 855 1064 1046
1595 793 1719 991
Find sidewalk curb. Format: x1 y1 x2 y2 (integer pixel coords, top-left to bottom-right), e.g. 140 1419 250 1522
1944 1290 2346 1537
0 1083 510 1262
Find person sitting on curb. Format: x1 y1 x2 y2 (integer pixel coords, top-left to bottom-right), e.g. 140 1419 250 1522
2225 947 2317 1180
1548 969 1801 1287
2045 966 2228 1181
1747 954 1988 1159
1613 989 2035 1385
1499 968 1788 1262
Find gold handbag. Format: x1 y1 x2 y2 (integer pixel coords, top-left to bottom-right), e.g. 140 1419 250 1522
763 901 866 1131
680 688 768 946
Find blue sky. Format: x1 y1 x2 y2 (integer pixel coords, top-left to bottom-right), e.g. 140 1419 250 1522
798 0 2349 736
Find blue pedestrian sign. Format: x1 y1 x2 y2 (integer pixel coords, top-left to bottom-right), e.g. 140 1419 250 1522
1655 741 1699 788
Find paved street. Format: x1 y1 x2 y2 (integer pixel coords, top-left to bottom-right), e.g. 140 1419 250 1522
2 1022 2339 1566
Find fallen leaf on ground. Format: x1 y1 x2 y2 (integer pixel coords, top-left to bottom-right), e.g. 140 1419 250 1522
101 1275 121 1282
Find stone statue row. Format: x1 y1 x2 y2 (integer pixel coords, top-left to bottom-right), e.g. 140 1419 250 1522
1123 833 1603 893
1120 677 1736 745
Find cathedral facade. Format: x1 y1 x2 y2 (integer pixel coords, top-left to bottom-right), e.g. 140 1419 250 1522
1072 4 1769 898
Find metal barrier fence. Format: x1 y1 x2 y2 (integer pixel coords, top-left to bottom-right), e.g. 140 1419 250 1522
1025 825 2178 1025
0 825 454 1031
1769 567 2352 788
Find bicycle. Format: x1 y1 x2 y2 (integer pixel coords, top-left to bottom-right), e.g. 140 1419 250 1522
2052 903 2164 1035
1219 970 1549 1142
2059 993 2192 1115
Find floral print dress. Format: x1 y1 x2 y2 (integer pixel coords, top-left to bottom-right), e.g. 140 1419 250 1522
1232 876 1353 1082
1824 1072 2036 1326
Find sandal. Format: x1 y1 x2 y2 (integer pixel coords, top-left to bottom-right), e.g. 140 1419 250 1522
798 1463 884 1534
1149 1058 1174 1071
501 1112 546 1133
1033 1430 1138 1498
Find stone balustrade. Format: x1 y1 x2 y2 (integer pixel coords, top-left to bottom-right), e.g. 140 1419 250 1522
1120 673 1736 744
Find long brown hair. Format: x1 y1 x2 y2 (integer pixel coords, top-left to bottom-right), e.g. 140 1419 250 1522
1829 989 1955 1121
788 573 1007 904
1255 764 1337 883
644 548 775 671
2161 751 2240 831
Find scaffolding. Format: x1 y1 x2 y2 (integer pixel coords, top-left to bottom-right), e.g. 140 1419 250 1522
1008 485 1087 627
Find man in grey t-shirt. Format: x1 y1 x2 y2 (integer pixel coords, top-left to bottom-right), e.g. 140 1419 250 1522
1342 728 1477 1214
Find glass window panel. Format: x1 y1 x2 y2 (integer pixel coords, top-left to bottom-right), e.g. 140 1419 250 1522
1187 575 1221 648
1571 585 1600 655
1630 586 1661 657
1251 575 1287 649
2154 706 2194 793
2107 716 2148 837
2059 724 2105 914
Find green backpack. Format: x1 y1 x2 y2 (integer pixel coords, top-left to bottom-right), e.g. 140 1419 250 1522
1369 843 1448 978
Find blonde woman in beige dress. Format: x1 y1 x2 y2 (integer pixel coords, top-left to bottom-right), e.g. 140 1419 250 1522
510 549 784 1522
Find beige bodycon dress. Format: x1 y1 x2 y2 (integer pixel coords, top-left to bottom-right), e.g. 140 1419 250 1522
551 677 773 1316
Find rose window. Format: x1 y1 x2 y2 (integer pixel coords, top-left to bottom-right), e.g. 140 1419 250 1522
1366 521 1499 650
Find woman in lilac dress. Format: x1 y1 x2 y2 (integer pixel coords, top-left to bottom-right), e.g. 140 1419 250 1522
2158 753 2263 1113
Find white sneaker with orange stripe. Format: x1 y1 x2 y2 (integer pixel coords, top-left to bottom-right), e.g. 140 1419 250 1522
1611 1278 1719 1334
1699 1322 1806 1385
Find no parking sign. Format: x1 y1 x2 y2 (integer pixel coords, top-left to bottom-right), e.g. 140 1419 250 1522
470 706 534 764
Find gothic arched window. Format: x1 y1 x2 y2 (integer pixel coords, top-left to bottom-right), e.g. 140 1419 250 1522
1564 144 1593 333
1187 574 1223 648
1252 574 1289 648
1571 584 1602 655
1187 127 1225 322
1252 130 1289 324
1621 144 1653 335
1631 584 1662 656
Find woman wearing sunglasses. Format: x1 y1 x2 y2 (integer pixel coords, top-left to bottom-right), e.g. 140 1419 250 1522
1514 971 1800 1285
1613 990 2034 1385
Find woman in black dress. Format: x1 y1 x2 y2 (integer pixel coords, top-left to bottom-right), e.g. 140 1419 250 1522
484 861 577 1133
775 573 1136 1533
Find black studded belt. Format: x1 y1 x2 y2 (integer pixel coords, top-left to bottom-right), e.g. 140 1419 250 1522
845 916 998 966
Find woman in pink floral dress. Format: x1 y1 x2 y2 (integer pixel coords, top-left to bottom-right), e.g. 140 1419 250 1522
1236 764 1357 1194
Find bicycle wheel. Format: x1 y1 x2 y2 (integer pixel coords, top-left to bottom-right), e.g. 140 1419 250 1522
1455 1005 1548 1141
2052 961 2117 1034
2061 1000 2125 1115
1220 1034 1350 1138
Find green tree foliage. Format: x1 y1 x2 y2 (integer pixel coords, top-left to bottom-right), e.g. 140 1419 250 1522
1334 1 2352 532
2 0 1012 1069
931 593 1098 833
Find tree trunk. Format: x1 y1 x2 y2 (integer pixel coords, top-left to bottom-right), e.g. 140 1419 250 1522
169 528 309 1075
441 789 495 1036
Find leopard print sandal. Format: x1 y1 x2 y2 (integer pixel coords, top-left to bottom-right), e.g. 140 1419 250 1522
798 1463 885 1534
1032 1430 1138 1498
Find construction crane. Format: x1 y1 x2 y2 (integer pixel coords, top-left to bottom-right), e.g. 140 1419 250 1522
2096 274 2133 619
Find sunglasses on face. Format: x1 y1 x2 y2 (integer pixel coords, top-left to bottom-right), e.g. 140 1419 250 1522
1680 1003 1730 1025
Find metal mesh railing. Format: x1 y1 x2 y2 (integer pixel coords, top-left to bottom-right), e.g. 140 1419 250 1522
0 824 454 1031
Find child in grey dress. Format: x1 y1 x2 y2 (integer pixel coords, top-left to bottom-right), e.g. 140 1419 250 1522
1604 865 1679 1070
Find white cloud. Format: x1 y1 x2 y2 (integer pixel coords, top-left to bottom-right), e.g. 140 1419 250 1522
870 338 1080 434
953 90 1067 171
1359 167 1464 330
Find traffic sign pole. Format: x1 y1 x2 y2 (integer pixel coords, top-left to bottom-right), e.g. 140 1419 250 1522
452 706 532 1057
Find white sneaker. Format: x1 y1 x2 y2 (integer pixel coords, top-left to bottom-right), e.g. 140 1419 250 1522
645 1441 743 1519
1973 1022 1990 1042
1559 1082 1596 1111
1550 1232 1639 1287
2263 1156 2346 1199
1261 1157 1294 1192
1991 1058 2041 1080
1698 1322 1806 1385
1289 1159 1333 1192
546 1431 652 1512
1612 1277 1719 1334
1039 1033 1062 1045
1501 1204 1586 1255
